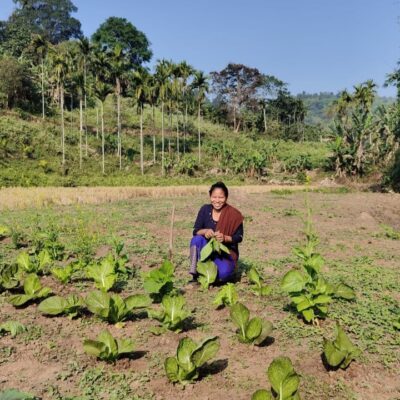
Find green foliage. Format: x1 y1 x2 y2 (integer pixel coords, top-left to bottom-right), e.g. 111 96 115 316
50 263 74 284
213 283 238 308
196 260 218 289
148 294 190 333
16 249 52 274
142 260 175 301
380 224 400 240
247 267 271 296
323 323 361 369
200 237 230 261
0 389 38 400
0 263 20 292
0 225 10 238
230 302 273 345
85 290 150 324
252 356 301 400
0 321 27 337
38 294 83 319
31 227 65 261
86 255 117 292
164 336 220 384
8 274 52 307
83 329 134 363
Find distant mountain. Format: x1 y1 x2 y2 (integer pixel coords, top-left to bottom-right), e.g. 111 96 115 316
297 92 395 127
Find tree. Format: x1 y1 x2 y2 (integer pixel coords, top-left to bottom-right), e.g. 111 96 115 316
4 0 82 47
191 71 209 162
92 17 152 67
211 63 264 131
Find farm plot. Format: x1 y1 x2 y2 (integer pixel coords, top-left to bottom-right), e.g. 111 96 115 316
0 189 399 400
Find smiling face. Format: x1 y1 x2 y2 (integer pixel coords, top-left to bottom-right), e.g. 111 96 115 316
210 188 227 211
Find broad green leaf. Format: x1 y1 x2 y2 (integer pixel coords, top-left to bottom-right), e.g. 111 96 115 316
253 320 273 346
37 249 52 269
125 294 151 310
313 295 332 304
164 357 180 383
200 240 213 261
248 268 261 287
0 225 10 238
335 283 355 300
8 294 33 307
192 336 220 367
323 338 346 367
159 259 174 276
302 308 314 322
297 298 313 312
246 317 262 341
267 357 297 398
0 321 26 337
305 253 324 273
36 287 52 299
116 338 135 355
38 296 67 315
197 260 217 289
230 303 250 339
335 324 358 353
281 374 301 399
219 242 230 255
259 285 272 296
85 290 110 318
213 283 238 307
251 389 272 400
109 294 127 323
16 252 31 272
281 270 305 293
96 258 116 292
23 274 41 296
162 294 188 328
51 265 73 284
98 330 118 356
83 339 104 357
176 337 197 371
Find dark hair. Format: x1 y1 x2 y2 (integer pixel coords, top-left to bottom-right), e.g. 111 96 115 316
209 181 229 198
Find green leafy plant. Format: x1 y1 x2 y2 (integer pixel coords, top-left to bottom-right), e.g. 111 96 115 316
86 256 117 292
16 250 52 274
247 268 271 296
8 274 52 307
0 321 27 337
149 294 190 333
323 323 361 369
111 237 131 277
230 302 273 345
196 260 218 289
252 356 301 400
142 260 175 302
31 226 65 261
85 290 150 325
0 225 10 239
0 263 20 292
213 283 238 308
0 389 39 400
281 208 355 324
50 263 74 284
83 329 134 363
164 336 220 384
38 294 84 319
200 237 230 262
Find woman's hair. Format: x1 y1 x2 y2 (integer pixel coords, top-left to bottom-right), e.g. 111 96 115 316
209 181 229 198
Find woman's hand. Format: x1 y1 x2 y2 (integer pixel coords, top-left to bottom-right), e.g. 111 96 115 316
204 229 215 239
214 231 224 242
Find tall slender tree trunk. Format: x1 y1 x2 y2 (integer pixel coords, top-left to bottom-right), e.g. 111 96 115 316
84 60 88 156
79 98 83 169
116 78 122 170
61 85 65 166
161 101 165 175
41 58 45 119
176 113 180 161
198 103 201 163
96 108 99 139
263 107 267 133
184 102 188 154
152 104 156 163
140 104 144 175
101 101 105 174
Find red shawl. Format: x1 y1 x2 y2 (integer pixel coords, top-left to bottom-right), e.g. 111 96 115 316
216 204 244 262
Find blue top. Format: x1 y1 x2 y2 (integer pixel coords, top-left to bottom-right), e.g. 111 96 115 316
192 204 244 257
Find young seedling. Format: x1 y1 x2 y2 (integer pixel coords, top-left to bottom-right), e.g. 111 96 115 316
197 260 218 289
16 249 52 275
252 356 301 400
213 282 238 308
51 263 74 284
0 321 27 337
86 256 117 292
83 329 134 363
143 260 175 302
8 274 52 307
164 336 220 384
38 294 84 319
323 323 361 369
247 268 271 296
85 290 151 325
148 294 190 333
230 302 273 345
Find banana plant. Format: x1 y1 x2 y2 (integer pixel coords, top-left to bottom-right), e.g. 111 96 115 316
165 336 220 384
230 302 273 345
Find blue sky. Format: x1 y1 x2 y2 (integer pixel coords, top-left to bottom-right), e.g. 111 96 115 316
1 0 399 96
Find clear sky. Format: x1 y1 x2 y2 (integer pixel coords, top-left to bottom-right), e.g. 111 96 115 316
1 0 399 96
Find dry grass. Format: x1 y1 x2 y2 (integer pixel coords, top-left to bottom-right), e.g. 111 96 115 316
0 184 325 210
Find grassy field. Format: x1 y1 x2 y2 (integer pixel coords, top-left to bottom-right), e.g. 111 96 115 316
0 187 399 399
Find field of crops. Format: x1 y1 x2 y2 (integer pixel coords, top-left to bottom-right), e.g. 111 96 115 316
0 187 399 400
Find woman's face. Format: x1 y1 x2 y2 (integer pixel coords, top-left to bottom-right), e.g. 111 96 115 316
210 188 227 211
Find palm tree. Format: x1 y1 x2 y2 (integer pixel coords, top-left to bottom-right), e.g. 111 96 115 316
191 70 209 162
31 34 49 119
385 65 400 103
155 59 171 175
132 67 150 175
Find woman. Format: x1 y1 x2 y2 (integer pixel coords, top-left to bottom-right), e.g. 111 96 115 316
189 182 244 283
